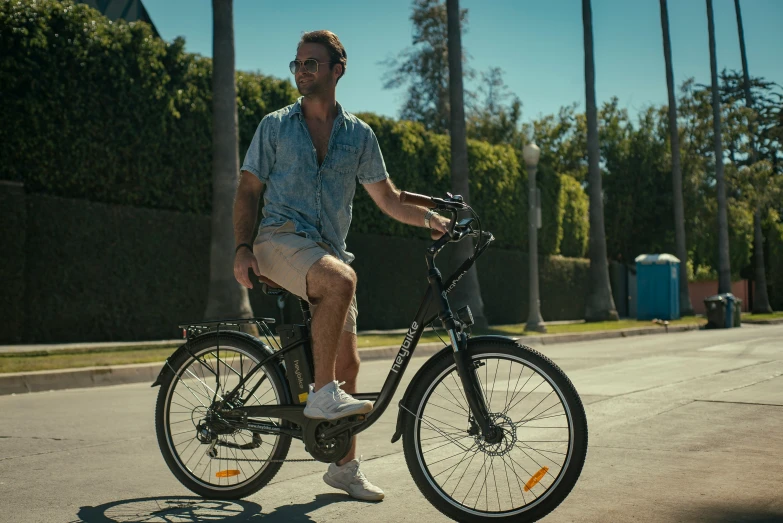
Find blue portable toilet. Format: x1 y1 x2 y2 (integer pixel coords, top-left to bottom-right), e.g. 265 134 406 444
635 254 680 320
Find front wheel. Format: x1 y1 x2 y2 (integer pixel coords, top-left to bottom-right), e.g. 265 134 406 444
402 339 587 522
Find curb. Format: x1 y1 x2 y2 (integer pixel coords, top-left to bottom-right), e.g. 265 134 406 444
0 362 162 395
0 323 716 396
0 342 447 396
741 317 783 325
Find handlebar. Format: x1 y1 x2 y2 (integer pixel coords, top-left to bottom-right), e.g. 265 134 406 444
399 191 436 208
399 191 467 211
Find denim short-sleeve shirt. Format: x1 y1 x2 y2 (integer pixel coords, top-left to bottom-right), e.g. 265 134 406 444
240 98 388 264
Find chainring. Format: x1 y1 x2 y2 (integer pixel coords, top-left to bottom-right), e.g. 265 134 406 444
303 418 353 463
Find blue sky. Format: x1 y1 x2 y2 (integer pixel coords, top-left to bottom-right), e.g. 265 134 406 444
142 0 783 123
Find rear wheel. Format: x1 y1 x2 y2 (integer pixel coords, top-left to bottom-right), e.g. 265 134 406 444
402 339 587 522
155 334 292 499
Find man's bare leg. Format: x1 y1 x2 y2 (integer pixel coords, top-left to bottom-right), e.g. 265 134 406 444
306 256 357 391
335 330 360 465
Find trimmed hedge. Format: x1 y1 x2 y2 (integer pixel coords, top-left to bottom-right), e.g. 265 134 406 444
0 182 26 343
3 188 591 343
0 0 297 214
1 0 590 258
353 113 588 255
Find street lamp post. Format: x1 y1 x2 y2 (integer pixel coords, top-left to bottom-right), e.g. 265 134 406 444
524 143 546 333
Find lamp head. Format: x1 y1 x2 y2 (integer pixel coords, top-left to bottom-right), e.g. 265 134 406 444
523 143 541 167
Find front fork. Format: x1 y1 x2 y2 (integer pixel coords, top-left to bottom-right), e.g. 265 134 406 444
451 333 493 436
428 265 493 437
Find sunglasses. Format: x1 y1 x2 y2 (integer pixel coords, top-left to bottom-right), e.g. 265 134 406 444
289 59 334 75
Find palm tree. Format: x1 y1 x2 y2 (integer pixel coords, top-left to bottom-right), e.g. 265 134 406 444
204 0 254 321
582 0 618 322
659 0 694 316
706 0 731 294
734 0 772 313
446 0 487 328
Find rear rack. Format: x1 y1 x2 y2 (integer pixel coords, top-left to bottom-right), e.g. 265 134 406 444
178 317 281 350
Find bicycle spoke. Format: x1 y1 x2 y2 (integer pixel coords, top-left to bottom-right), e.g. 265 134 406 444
463 451 489 507
488 358 500 410
432 389 469 414
164 344 287 491
414 353 577 515
427 400 470 418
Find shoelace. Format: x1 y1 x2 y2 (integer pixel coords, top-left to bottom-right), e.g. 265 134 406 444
341 457 373 487
333 381 354 401
353 469 372 488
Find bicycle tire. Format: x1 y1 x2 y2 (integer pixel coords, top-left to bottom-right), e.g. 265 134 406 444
155 333 292 499
402 338 587 522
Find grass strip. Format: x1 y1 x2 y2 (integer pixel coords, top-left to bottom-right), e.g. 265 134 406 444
0 317 708 374
741 311 783 321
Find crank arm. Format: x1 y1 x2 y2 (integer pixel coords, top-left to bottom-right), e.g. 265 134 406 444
318 415 367 439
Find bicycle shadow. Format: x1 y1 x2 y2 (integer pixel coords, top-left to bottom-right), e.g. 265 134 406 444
256 493 367 522
71 493 367 522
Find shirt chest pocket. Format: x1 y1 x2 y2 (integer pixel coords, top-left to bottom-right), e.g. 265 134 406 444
327 144 360 175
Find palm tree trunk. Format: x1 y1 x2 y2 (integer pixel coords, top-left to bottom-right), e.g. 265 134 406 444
734 0 772 313
706 0 732 295
582 0 618 322
446 0 487 328
660 0 694 316
204 0 254 321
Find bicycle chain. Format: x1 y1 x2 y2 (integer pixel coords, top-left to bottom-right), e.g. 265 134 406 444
216 456 316 463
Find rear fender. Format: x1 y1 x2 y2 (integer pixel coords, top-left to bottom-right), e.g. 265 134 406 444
390 335 519 443
151 331 289 402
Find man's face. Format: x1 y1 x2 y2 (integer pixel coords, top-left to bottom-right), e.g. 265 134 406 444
294 43 340 97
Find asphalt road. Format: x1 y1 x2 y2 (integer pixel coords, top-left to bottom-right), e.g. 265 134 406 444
1 325 782 523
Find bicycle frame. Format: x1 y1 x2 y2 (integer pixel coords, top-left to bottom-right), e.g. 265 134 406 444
196 224 495 443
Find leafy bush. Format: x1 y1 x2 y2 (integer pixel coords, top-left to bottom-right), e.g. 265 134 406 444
0 0 297 213
1 0 584 258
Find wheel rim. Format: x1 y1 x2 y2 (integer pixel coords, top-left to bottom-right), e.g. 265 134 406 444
164 344 284 490
413 352 575 517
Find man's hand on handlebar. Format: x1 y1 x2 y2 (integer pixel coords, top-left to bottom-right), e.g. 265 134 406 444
430 214 451 240
233 248 281 290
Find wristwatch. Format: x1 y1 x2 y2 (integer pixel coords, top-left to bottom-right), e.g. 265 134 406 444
424 209 439 229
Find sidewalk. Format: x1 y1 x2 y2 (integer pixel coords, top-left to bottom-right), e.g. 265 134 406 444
1 320 777 396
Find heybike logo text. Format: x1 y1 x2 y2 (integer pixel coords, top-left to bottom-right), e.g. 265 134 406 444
293 358 304 389
391 321 418 373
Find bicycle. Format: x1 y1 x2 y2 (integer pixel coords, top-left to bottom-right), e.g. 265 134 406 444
153 191 588 522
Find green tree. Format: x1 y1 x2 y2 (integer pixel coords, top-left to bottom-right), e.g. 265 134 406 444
382 0 471 133
203 0 253 321
559 174 590 258
467 67 523 146
582 0 618 321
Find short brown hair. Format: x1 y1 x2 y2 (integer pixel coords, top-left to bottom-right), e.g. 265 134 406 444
298 30 347 83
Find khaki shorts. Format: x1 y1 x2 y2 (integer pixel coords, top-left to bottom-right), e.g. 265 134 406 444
253 221 358 334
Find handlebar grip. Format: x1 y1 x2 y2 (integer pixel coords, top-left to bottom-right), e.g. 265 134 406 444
400 191 436 208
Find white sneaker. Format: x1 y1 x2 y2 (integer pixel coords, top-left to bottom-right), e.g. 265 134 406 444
303 381 373 420
323 456 385 501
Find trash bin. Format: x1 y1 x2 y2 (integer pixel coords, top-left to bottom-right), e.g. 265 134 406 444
704 293 742 329
731 296 742 327
635 254 680 320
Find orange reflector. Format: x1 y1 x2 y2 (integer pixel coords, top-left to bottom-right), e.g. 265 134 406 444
215 469 241 478
523 467 548 492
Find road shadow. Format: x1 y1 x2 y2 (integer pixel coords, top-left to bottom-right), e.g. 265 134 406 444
73 496 264 522
71 493 373 522
256 493 370 521
673 503 783 523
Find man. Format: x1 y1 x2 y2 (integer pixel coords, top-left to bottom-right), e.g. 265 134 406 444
232 30 449 501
